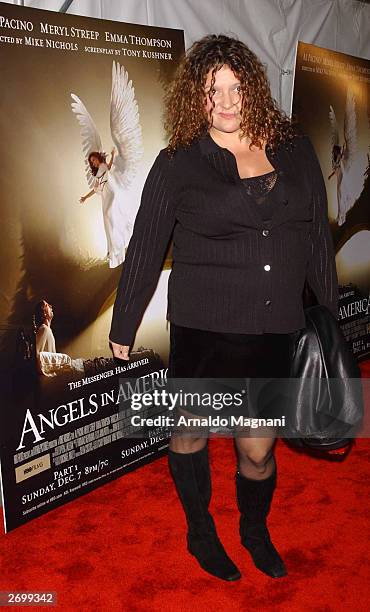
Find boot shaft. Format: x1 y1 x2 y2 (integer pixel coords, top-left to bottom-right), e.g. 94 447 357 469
235 468 277 526
168 446 214 534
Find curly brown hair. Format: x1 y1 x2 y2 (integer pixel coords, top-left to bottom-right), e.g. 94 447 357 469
88 151 107 176
164 34 300 155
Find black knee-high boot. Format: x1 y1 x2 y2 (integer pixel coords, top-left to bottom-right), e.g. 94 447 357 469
235 463 287 578
168 446 241 581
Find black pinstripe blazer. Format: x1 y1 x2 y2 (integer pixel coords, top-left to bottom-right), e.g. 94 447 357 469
109 132 339 346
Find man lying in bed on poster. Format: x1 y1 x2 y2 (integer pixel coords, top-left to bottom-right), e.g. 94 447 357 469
34 299 84 377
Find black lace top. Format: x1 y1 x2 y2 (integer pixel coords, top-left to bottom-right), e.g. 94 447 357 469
241 169 278 221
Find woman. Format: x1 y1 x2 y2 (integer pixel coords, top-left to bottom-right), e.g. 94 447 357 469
109 35 339 582
80 148 133 268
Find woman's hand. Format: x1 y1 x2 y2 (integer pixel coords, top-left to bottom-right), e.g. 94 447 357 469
107 148 116 170
110 340 130 361
80 189 96 203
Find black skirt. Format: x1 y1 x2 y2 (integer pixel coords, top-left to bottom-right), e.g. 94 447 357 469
168 323 294 378
167 323 296 421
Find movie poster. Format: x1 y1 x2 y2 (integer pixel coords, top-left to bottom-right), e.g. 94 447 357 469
292 42 370 361
0 2 184 532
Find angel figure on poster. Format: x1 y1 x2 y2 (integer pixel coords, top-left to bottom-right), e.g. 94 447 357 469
328 88 367 227
71 60 143 268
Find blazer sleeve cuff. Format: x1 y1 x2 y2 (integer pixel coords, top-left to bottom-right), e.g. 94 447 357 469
109 312 139 347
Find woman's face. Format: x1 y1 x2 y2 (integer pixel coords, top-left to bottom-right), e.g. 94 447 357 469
204 64 242 135
90 155 100 169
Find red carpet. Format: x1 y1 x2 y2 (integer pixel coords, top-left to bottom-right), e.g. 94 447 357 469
1 362 370 611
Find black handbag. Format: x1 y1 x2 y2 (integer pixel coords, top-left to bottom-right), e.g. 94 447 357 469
284 300 364 459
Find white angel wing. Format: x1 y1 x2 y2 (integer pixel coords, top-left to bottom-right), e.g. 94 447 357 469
110 61 143 189
71 93 103 188
343 89 357 171
340 90 367 214
329 105 339 150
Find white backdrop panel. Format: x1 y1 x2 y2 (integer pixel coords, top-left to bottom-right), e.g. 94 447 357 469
2 0 369 111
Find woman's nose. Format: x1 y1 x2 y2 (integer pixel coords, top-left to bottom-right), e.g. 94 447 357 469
220 90 237 109
221 94 232 108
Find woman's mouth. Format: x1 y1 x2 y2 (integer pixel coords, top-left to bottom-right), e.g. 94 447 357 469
219 113 236 119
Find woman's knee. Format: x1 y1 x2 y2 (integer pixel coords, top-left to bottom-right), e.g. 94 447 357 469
169 435 207 454
238 445 274 468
